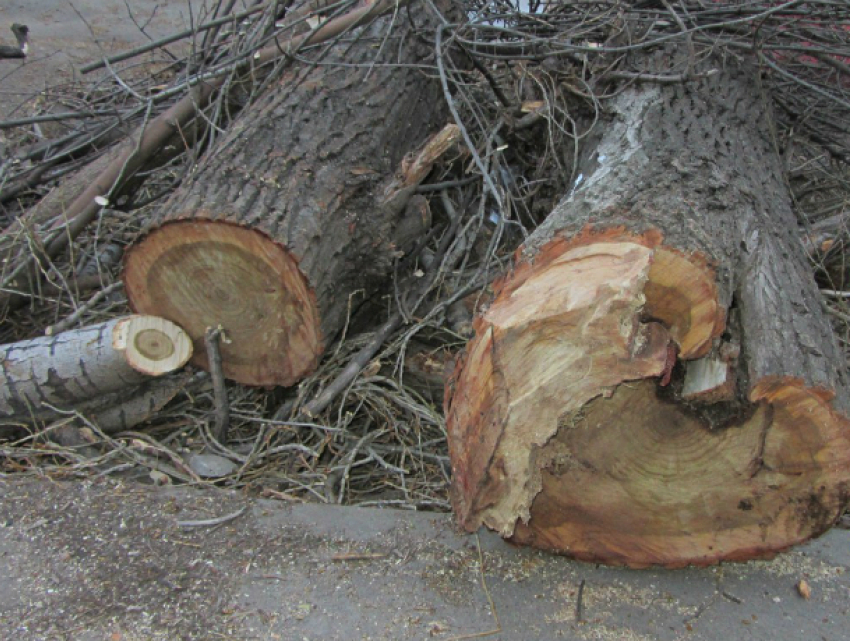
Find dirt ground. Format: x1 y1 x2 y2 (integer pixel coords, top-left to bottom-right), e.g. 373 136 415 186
2 475 850 641
0 476 249 640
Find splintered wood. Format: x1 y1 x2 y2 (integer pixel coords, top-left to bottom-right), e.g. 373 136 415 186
446 56 850 567
446 232 850 567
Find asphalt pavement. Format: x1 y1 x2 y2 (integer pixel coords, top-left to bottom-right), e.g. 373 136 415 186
0 476 847 640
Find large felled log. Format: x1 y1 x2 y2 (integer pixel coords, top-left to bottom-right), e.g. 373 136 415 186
124 2 455 387
446 55 850 567
0 0 412 315
0 315 192 425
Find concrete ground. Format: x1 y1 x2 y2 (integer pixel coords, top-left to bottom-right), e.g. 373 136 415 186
0 476 848 641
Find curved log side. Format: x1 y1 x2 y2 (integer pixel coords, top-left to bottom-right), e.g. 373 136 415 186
445 55 850 567
124 3 455 387
0 315 192 424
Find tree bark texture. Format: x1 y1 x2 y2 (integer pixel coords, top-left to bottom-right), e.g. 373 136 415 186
124 1 455 387
0 315 191 425
0 0 357 313
77 373 192 434
446 54 850 567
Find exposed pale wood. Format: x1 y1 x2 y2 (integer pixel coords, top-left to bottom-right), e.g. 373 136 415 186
509 377 850 567
506 379 850 566
682 355 735 402
124 221 320 386
446 55 850 566
447 237 678 538
113 315 193 376
0 315 191 424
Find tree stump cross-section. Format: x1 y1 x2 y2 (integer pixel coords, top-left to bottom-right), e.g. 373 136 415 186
446 55 850 567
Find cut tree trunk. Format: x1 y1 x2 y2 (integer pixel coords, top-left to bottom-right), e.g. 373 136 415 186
445 54 850 567
0 315 192 425
123 1 456 387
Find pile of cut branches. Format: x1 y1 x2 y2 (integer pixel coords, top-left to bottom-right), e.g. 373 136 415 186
1 0 849 516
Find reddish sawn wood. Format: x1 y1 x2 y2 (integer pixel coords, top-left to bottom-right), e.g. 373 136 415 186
446 54 850 567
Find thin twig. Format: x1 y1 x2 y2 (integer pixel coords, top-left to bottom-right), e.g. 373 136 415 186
44 281 124 336
204 326 231 444
301 313 402 418
446 534 501 641
80 3 270 73
177 505 247 528
0 111 122 130
576 578 586 623
0 0 409 311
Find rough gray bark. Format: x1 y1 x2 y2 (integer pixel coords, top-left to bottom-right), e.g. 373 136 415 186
84 373 193 433
125 1 455 386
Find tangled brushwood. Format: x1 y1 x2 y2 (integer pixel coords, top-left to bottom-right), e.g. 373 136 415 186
0 0 849 513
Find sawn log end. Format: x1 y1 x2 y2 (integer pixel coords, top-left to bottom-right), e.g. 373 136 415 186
123 219 322 387
446 231 850 567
